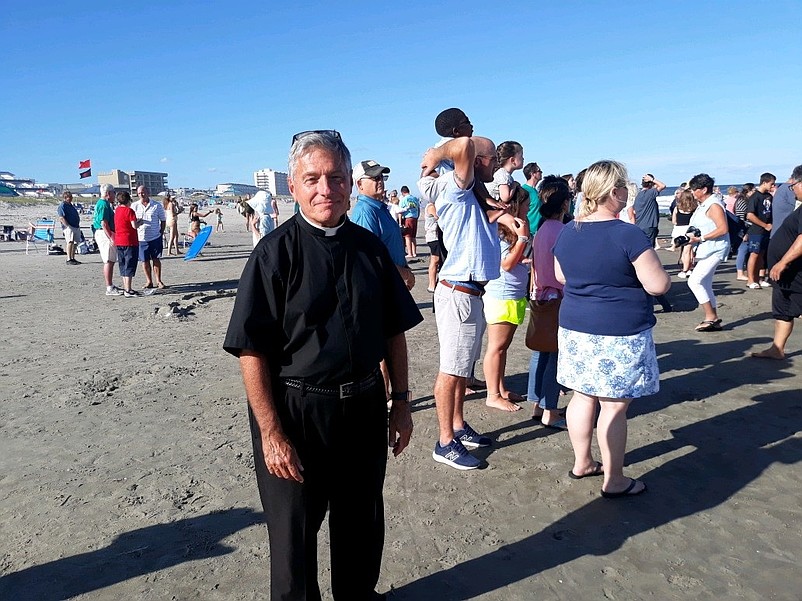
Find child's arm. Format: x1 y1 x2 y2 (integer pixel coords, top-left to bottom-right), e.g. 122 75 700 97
473 181 508 223
421 138 474 189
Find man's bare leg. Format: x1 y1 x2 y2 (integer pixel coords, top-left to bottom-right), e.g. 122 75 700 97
746 252 761 286
434 372 466 445
153 258 165 287
142 261 153 287
751 320 794 359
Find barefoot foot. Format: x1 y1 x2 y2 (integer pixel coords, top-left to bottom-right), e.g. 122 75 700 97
485 393 521 412
750 346 785 360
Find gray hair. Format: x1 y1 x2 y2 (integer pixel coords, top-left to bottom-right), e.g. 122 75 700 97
792 164 802 182
99 183 114 197
288 132 352 181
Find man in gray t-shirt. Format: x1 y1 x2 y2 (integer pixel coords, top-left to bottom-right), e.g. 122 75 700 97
628 173 672 312
629 173 666 245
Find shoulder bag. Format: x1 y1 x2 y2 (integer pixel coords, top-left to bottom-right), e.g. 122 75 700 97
525 288 562 353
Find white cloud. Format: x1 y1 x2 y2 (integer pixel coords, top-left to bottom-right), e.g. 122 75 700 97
160 157 169 163
207 167 218 172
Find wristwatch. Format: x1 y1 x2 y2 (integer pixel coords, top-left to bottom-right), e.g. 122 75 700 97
390 390 410 402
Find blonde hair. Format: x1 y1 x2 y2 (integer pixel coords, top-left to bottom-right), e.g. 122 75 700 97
578 160 628 219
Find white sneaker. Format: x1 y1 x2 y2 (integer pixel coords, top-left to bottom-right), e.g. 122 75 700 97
677 271 688 279
106 286 123 296
759 280 771 288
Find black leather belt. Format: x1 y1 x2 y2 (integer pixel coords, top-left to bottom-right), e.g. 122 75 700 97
281 368 382 399
439 280 484 296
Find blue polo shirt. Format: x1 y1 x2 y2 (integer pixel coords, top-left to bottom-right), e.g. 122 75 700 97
350 194 408 267
57 201 80 228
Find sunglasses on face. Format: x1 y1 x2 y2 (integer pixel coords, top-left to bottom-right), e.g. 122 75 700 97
360 175 387 182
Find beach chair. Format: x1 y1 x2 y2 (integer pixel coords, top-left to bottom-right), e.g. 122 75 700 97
26 219 55 254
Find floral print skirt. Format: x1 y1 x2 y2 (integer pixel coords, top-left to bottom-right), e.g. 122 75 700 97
556 327 659 399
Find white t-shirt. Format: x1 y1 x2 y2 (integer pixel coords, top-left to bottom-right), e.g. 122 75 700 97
486 168 514 201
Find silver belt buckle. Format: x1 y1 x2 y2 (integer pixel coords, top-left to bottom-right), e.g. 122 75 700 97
339 381 355 399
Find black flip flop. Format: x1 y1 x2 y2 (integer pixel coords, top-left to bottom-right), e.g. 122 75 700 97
601 478 647 498
568 461 603 480
695 320 722 332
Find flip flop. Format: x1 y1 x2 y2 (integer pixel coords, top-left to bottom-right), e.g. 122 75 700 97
143 283 154 289
601 478 647 499
157 282 168 289
541 418 567 431
531 407 566 421
695 320 722 332
568 461 603 480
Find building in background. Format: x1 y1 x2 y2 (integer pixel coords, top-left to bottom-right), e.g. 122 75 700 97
254 168 290 196
129 171 168 195
215 182 259 197
97 169 131 191
0 171 58 196
98 170 168 195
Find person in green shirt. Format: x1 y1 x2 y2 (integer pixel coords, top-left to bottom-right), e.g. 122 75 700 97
93 183 122 295
522 162 544 233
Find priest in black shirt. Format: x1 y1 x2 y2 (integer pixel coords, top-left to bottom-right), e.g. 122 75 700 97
224 130 423 601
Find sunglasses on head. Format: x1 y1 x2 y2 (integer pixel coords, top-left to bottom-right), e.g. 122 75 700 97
291 129 342 144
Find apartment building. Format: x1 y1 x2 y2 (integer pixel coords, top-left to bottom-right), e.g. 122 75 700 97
253 168 290 196
98 169 168 195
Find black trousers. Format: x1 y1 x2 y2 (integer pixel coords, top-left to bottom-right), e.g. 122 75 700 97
249 380 388 601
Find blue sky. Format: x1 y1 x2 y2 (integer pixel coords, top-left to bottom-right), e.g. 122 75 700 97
2 0 801 191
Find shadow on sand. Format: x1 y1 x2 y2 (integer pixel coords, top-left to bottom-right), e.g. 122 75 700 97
0 507 262 601
389 336 802 599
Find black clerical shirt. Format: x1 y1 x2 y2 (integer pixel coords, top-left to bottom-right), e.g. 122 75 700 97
224 214 423 385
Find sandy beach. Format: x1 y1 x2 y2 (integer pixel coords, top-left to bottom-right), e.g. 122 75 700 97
1 201 801 600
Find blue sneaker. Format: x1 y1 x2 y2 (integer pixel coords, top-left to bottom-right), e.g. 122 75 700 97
432 439 480 470
454 422 492 449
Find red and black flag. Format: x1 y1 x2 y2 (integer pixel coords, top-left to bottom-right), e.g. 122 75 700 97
78 159 91 179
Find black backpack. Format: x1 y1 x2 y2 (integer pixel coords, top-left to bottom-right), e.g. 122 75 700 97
725 209 745 248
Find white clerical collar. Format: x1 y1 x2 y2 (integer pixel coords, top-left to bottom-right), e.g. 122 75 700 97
298 208 345 236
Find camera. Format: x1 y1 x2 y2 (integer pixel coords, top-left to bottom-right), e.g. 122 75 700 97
673 226 702 248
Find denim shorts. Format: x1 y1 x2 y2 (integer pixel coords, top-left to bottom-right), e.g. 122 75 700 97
117 246 138 277
747 233 769 254
139 237 163 262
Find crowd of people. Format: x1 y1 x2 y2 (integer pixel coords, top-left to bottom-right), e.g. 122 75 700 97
34 103 801 599
215 120 802 599
52 185 244 297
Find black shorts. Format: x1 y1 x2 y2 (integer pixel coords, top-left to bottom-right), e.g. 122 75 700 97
427 240 441 257
771 287 802 322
